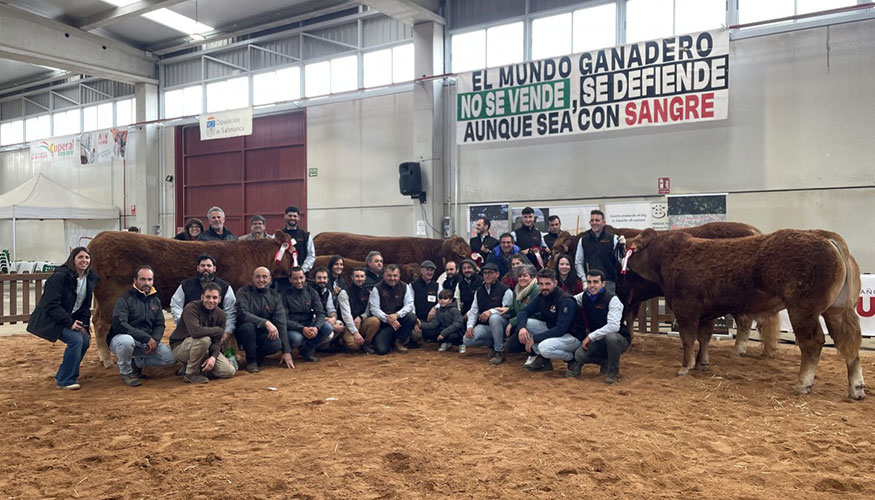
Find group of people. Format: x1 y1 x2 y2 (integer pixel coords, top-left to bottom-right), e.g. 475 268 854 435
28 207 632 390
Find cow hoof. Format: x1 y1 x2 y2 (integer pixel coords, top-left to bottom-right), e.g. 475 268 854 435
762 350 778 359
677 368 690 377
795 384 812 395
695 363 710 372
101 359 115 369
732 351 747 358
849 385 866 401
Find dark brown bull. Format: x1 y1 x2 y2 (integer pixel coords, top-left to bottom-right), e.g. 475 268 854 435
88 231 297 368
313 233 472 273
310 255 420 283
627 228 864 399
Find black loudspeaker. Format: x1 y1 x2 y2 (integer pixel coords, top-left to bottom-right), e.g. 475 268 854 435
399 162 426 202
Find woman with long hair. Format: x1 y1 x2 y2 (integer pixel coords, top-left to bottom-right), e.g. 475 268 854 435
174 218 204 241
555 254 583 295
327 254 346 298
27 247 99 390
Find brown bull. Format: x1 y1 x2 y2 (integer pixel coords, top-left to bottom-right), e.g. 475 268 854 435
88 231 297 368
627 228 864 399
310 255 420 283
313 233 471 273
618 222 780 358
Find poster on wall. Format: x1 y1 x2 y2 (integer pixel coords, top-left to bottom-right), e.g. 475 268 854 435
651 201 669 230
30 135 78 164
604 202 653 230
467 204 510 238
80 128 128 164
199 107 253 140
778 274 875 337
544 205 601 234
456 29 729 145
666 194 726 229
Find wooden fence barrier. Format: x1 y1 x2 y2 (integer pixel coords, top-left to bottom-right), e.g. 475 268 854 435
0 272 52 325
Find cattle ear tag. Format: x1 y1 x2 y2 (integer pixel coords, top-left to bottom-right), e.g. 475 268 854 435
290 238 297 246
275 242 290 263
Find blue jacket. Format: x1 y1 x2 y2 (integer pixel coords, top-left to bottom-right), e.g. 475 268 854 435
487 244 519 277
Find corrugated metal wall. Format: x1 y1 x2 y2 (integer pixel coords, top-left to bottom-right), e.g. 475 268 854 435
449 0 526 30
361 16 413 47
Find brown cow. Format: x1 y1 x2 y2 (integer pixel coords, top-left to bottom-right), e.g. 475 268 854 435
310 255 420 283
88 231 297 368
313 233 471 273
627 228 865 399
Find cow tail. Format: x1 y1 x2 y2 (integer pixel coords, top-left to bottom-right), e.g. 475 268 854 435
828 238 862 362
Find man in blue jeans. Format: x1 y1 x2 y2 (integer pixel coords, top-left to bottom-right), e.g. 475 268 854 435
516 267 584 372
279 267 332 362
108 266 176 386
463 262 513 365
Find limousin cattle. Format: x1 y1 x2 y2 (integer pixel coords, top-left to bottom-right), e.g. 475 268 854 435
88 231 297 368
314 233 471 273
627 228 864 399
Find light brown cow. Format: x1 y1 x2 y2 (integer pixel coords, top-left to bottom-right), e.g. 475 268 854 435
313 233 471 273
627 228 864 399
88 231 297 368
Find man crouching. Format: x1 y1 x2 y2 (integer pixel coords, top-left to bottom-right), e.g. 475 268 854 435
169 283 237 383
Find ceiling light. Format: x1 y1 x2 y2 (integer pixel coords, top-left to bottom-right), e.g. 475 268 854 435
190 33 206 41
143 8 213 35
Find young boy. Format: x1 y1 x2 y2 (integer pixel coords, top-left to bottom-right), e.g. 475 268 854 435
420 289 465 352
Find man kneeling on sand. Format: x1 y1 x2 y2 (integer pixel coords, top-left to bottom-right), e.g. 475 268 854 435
169 284 237 383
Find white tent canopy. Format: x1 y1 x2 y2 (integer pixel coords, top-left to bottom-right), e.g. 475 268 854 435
0 174 119 260
0 173 119 220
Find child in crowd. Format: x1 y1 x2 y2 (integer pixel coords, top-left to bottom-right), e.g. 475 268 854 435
421 289 465 353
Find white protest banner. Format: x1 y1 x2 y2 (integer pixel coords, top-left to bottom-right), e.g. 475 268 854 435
456 30 729 145
80 128 128 164
30 135 78 163
199 107 253 140
604 202 653 230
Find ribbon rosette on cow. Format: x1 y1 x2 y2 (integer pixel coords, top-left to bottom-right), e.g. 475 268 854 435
530 246 545 269
470 252 484 267
275 240 299 267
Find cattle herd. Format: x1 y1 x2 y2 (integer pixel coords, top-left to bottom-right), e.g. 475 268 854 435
86 222 866 400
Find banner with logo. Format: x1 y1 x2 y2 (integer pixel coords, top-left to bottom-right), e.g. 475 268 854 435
456 30 729 145
666 193 726 229
199 107 253 140
30 135 78 163
79 128 128 164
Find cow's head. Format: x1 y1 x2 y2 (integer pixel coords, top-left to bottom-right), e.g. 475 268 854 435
544 231 575 269
625 228 663 285
269 231 295 277
442 235 473 266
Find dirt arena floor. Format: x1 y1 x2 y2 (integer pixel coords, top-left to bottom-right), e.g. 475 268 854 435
2 330 874 500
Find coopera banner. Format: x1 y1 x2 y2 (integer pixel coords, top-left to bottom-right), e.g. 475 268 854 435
456 29 729 145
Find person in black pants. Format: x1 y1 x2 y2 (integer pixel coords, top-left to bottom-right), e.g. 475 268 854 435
27 247 98 390
235 267 294 372
368 264 416 355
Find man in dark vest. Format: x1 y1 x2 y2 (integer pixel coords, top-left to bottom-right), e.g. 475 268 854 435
279 267 332 362
235 266 294 372
455 259 484 323
513 207 546 268
170 254 236 341
462 262 513 365
358 251 385 347
437 260 460 294
574 209 626 294
470 217 499 262
335 268 379 352
567 269 630 384
312 266 345 340
516 267 583 373
281 206 315 273
368 264 416 355
544 215 562 252
485 233 519 279
411 260 439 344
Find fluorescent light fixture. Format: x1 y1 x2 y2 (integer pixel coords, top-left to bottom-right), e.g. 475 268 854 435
190 33 206 41
143 9 213 35
101 0 139 6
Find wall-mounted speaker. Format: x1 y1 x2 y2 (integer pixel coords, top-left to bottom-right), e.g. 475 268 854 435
399 162 426 203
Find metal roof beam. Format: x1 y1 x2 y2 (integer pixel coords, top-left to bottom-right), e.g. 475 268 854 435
358 0 444 25
75 0 188 31
0 4 157 85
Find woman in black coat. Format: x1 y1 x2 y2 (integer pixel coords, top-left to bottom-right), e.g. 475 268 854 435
173 217 204 241
27 246 99 390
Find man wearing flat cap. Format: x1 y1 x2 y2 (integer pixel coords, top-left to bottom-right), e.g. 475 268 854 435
462 262 513 365
412 260 439 344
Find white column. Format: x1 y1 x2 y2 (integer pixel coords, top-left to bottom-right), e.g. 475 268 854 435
131 82 161 234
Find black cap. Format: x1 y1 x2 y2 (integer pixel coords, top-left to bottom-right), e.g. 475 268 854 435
420 260 436 269
481 262 499 272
